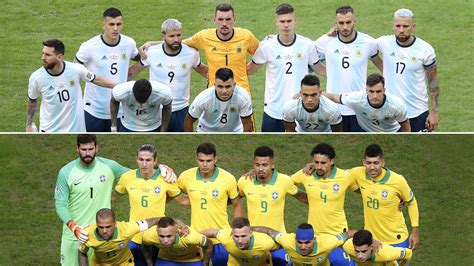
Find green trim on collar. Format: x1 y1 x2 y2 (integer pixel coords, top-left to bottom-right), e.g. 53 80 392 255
135 166 161 180
370 250 376 261
312 165 337 180
253 170 278 186
94 227 118 241
174 233 180 244
365 168 390 184
242 234 255 250
196 167 219 182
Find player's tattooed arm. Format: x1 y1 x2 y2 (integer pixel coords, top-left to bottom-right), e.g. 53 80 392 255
425 65 440 130
293 189 309 204
250 226 280 239
26 98 37 128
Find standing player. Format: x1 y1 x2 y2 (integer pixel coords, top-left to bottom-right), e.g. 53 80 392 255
128 19 208 132
177 142 245 265
376 9 440 131
110 79 172 132
349 144 420 250
142 217 213 266
343 230 413 266
315 6 383 132
75 7 139 132
247 3 326 132
115 144 190 265
184 68 254 132
78 208 162 266
201 217 279 266
282 74 343 132
238 146 307 265
252 223 355 266
324 73 411 132
26 39 115 132
292 143 358 265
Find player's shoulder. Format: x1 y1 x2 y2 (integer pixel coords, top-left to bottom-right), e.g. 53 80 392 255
234 86 251 100
58 159 80 176
349 166 366 176
386 169 407 183
320 95 339 109
234 27 257 37
79 34 102 47
375 34 393 43
276 171 291 181
413 36 435 51
385 92 405 107
195 87 215 101
216 167 236 179
95 156 121 167
356 31 375 41
29 66 47 81
283 98 299 111
119 34 137 45
295 34 314 45
179 167 198 179
150 80 171 93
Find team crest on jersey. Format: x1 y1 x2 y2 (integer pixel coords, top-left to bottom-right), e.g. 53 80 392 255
316 257 323 263
69 80 75 87
333 184 340 192
272 191 279 200
296 51 302 60
237 44 242 53
253 255 260 260
381 190 388 199
154 186 161 195
355 49 362 57
411 56 417 63
99 175 106 182
384 115 390 120
111 54 118 60
181 63 187 69
212 189 219 198
121 50 127 60
119 242 125 249
229 105 237 112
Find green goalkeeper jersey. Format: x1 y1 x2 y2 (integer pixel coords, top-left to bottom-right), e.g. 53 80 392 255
54 156 129 240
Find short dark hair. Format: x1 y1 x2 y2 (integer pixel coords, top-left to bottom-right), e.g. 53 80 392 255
232 217 250 229
133 79 152 104
103 7 122 18
77 134 97 147
336 6 354 15
364 144 384 159
43 39 65 55
197 143 217 156
138 144 157 159
310 143 336 159
275 3 294 15
254 146 274 159
96 208 115 221
301 74 320 87
215 67 234 82
353 230 373 246
297 223 313 230
366 73 385 87
157 216 176 228
215 3 234 16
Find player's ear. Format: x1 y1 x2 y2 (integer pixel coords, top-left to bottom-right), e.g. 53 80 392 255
412 23 416 30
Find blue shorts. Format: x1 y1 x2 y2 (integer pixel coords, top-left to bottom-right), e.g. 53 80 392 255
271 248 288 266
84 110 111 132
119 124 160 132
261 112 284 132
409 110 429 132
168 107 189 132
129 241 158 266
342 115 364 132
328 247 355 266
154 258 202 266
211 243 228 265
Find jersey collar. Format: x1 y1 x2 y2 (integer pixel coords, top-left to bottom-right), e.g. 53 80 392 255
301 99 320 113
366 94 387 109
216 29 235 42
94 227 118 241
76 156 97 170
135 166 161 180
277 33 297 47
396 35 417 48
312 165 337 180
337 31 358 44
365 167 390 184
215 89 234 102
45 61 66 77
162 43 182 57
100 34 121 47
253 170 278 186
196 167 220 182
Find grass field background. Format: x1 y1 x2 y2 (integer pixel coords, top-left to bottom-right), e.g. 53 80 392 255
0 134 472 264
1 0 473 131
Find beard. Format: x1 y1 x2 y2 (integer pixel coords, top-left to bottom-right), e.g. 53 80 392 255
80 153 96 165
42 60 57 70
396 34 410 43
165 41 181 51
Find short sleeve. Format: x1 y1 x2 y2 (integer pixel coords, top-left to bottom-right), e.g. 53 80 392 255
307 41 320 65
247 30 260 55
285 177 298 196
188 93 205 119
184 31 203 50
282 100 297 123
227 174 240 200
115 173 128 194
101 157 130 181
237 177 246 197
166 182 182 198
238 90 253 117
398 175 415 203
251 44 267 65
75 63 96 82
423 46 436 68
28 73 40 100
75 43 89 64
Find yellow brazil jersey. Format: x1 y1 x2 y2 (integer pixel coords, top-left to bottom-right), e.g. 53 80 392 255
292 167 358 235
274 233 346 266
185 28 259 94
216 228 279 266
79 221 140 265
349 167 417 244
343 239 412 266
177 167 239 232
141 226 207 262
115 168 181 244
238 170 298 232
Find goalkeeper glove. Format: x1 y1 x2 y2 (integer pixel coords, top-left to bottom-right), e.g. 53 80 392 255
68 220 89 243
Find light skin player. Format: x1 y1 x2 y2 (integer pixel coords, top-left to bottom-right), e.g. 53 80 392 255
201 217 279 266
26 39 116 132
142 217 213 266
177 143 245 265
78 208 162 266
324 73 411 132
115 144 189 266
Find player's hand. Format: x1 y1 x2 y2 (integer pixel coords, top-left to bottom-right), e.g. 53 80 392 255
425 111 440 131
111 126 117 132
326 26 338 37
263 34 274 41
292 91 301 100
372 239 382 251
26 122 38 132
159 164 177 183
302 163 315 175
68 221 89 243
242 169 256 180
138 42 153 60
175 220 190 237
409 227 419 250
